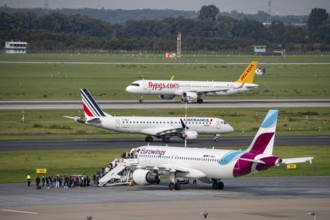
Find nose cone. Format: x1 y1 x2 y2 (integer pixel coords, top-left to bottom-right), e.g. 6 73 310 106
126 85 135 93
225 124 235 133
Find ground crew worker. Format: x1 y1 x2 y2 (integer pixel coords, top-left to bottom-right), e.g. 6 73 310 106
27 173 31 186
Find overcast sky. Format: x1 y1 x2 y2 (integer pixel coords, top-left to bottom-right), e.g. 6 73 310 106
1 0 330 16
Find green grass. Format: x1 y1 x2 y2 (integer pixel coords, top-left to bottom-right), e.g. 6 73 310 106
1 53 330 63
0 146 328 184
0 57 329 101
0 108 329 140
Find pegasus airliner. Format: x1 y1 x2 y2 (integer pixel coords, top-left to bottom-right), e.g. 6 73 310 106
120 110 313 190
64 89 234 142
126 61 259 103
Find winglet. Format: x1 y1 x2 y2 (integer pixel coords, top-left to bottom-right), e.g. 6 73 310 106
236 61 258 84
180 119 189 129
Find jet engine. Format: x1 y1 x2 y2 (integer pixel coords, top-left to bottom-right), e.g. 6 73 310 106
132 169 160 185
159 95 175 100
181 130 198 140
182 92 198 103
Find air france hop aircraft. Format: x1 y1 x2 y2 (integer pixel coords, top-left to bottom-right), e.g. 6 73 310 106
64 89 234 143
124 110 313 190
126 61 259 103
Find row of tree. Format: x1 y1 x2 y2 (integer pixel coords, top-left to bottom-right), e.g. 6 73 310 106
0 5 329 51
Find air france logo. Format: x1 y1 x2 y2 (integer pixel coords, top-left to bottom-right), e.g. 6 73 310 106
240 64 254 81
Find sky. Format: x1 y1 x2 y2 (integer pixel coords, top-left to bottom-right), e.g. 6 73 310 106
1 0 330 16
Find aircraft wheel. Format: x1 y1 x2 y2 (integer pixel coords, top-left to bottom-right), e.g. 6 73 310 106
139 99 143 103
214 137 219 142
212 182 218 190
197 98 203 103
175 182 181 190
169 182 175 190
162 137 170 143
145 136 153 142
218 182 224 190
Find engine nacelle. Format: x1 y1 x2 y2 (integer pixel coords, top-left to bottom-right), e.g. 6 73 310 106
181 130 198 140
159 95 175 100
182 92 198 103
132 169 160 185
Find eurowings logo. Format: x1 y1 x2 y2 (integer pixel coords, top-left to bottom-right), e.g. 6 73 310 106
240 64 255 81
140 148 166 156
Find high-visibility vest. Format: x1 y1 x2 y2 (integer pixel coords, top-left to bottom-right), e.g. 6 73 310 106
27 175 31 180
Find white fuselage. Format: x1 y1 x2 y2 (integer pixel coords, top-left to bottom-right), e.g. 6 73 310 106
126 80 259 96
86 116 234 135
136 145 244 179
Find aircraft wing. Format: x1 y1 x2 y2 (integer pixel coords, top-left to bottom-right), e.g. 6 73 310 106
140 126 184 136
282 157 314 164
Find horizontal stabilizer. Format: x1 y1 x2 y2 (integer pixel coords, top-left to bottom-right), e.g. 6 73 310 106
63 116 86 123
282 157 314 164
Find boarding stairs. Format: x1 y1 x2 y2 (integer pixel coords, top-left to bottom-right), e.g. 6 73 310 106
98 158 137 187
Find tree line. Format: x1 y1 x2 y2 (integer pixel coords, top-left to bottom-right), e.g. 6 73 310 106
0 5 329 52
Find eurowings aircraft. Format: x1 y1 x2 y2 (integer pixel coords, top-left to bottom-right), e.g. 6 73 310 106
122 110 313 190
64 89 234 142
126 61 259 103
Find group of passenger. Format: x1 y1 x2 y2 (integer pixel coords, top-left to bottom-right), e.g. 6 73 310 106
28 174 91 189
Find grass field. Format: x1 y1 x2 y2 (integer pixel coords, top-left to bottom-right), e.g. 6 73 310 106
0 55 330 101
0 146 328 184
0 108 329 139
1 53 330 63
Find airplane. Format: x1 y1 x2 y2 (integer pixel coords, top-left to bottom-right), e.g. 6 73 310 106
126 61 259 103
120 110 313 190
64 89 234 143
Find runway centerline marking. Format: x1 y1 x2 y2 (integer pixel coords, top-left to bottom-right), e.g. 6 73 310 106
1 209 38 215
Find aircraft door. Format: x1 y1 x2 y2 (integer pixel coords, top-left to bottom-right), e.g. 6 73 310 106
216 120 221 129
143 80 150 92
115 119 120 128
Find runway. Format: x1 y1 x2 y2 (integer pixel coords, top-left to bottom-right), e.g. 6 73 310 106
0 136 329 151
1 99 330 109
0 177 329 220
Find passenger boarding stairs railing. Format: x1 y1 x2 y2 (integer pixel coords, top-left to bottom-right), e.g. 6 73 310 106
98 158 138 187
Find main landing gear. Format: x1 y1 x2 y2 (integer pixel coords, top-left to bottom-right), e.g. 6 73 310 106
168 172 181 190
197 98 204 103
145 136 153 142
169 182 181 190
212 179 224 190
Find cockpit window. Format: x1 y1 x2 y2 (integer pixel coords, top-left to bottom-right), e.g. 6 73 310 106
130 83 140 87
223 121 227 124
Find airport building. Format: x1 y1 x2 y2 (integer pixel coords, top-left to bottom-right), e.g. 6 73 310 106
5 41 28 54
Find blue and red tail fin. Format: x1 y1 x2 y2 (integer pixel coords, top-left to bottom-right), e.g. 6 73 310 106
80 89 107 118
246 110 278 155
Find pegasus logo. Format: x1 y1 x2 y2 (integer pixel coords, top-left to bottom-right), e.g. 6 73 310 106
240 64 254 81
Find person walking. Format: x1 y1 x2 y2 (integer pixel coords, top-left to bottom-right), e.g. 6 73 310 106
27 173 31 187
